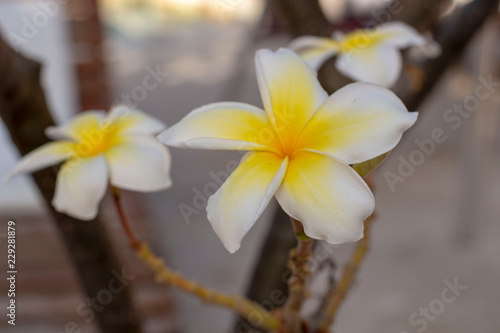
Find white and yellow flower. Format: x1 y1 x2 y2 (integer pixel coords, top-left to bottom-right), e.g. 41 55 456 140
289 21 426 87
158 48 417 253
4 105 172 220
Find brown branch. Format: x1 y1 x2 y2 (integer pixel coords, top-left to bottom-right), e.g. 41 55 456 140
391 0 450 30
111 188 282 331
112 187 141 252
282 218 315 333
313 214 375 332
270 0 332 37
235 206 296 332
397 0 500 110
0 34 142 333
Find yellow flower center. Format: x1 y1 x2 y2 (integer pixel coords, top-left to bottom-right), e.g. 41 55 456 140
276 143 296 160
266 124 305 161
339 30 387 53
73 122 122 158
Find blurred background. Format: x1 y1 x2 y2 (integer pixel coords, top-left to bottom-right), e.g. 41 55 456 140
0 0 499 332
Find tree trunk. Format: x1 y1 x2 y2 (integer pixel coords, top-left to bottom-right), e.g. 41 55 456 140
0 32 142 333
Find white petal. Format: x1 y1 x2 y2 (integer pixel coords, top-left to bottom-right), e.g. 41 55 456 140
53 154 108 220
3 141 75 182
207 152 288 253
288 36 339 69
288 36 332 51
335 44 402 87
297 82 418 164
255 48 328 147
106 104 165 135
158 102 279 152
105 136 172 192
46 111 106 141
408 34 442 59
375 22 426 49
300 47 338 70
276 150 374 244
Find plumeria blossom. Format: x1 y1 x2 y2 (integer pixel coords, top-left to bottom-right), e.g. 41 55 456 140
289 21 426 87
4 105 172 220
158 48 417 253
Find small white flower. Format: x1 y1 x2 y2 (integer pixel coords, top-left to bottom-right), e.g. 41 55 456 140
289 21 427 87
4 105 172 220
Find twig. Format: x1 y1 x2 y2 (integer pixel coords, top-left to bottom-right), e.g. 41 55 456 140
314 214 375 332
311 259 337 323
282 218 316 333
111 188 281 331
112 187 141 252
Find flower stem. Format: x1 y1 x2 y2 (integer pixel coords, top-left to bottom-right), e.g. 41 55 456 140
112 187 141 252
282 218 315 333
111 187 281 331
315 214 375 332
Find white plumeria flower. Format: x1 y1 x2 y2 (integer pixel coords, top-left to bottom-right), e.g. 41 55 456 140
289 21 426 87
4 105 172 220
158 48 417 253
